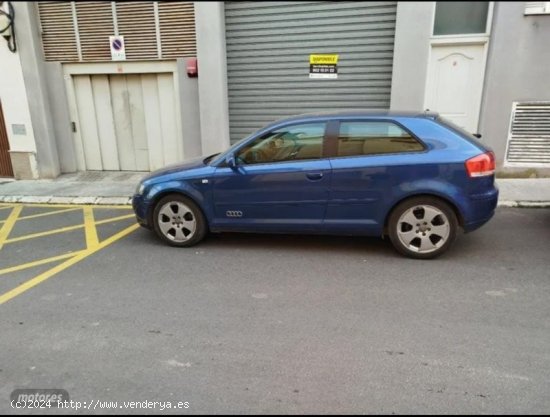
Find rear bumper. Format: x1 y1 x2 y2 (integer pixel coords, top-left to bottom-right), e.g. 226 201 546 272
462 187 499 233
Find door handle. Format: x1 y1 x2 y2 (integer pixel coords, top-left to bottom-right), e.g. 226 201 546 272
306 172 324 181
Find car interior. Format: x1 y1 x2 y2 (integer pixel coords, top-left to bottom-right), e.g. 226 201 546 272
337 135 424 157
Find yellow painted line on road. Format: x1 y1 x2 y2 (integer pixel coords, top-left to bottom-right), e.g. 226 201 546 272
0 251 86 276
0 207 81 225
0 223 139 305
4 214 135 245
83 206 99 249
20 207 81 221
6 203 132 209
0 206 23 250
94 213 135 225
5 223 85 244
0 205 15 210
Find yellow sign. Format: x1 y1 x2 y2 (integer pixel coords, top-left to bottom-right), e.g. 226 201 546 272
309 54 339 79
310 54 339 65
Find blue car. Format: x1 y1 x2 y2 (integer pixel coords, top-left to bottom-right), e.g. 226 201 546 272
132 111 498 259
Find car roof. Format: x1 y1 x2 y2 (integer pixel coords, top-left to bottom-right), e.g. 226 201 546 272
267 109 440 127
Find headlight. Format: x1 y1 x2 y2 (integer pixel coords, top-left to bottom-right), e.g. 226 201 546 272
135 183 145 195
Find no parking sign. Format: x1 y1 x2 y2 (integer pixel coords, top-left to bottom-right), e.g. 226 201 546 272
109 35 126 61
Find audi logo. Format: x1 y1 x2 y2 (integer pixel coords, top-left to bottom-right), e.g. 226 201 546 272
226 210 243 218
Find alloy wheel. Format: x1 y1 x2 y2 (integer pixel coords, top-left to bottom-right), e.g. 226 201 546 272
157 201 197 242
396 205 450 254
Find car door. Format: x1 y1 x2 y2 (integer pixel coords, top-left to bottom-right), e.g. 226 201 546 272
211 121 331 232
326 119 426 234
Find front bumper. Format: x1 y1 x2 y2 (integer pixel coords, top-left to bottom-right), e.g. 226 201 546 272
132 193 151 229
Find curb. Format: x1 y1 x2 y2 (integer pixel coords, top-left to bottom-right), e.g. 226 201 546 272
0 196 132 205
497 200 550 208
1 196 550 208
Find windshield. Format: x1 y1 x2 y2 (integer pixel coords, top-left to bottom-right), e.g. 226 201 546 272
209 127 270 166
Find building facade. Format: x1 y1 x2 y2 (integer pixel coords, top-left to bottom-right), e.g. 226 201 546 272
0 1 549 180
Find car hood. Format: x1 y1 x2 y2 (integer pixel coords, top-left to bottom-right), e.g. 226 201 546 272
141 157 206 182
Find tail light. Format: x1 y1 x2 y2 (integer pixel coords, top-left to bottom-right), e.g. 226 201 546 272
465 151 495 177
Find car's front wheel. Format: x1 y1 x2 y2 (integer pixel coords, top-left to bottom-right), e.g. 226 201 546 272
388 197 458 259
152 194 207 247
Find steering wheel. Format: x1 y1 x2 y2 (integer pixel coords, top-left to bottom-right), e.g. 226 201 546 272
283 133 301 159
253 148 270 163
283 133 299 147
241 147 270 164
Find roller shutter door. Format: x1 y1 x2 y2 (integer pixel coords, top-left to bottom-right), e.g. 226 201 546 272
225 1 397 142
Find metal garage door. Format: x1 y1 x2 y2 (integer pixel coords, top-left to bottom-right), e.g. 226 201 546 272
225 1 398 142
71 73 182 171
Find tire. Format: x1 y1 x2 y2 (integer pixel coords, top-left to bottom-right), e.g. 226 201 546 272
152 194 207 247
388 197 458 259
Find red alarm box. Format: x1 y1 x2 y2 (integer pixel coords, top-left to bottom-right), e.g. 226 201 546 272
186 57 198 77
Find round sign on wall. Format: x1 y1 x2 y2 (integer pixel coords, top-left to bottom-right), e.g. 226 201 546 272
112 38 123 51
109 35 126 61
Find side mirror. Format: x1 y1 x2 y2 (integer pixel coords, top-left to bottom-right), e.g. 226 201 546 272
226 154 237 168
473 133 482 139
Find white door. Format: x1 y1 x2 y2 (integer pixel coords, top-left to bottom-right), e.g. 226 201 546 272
72 73 183 171
425 44 486 133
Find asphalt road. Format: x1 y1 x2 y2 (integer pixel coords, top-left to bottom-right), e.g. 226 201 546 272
0 205 549 414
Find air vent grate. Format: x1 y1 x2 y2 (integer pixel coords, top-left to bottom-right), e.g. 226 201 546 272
505 102 550 165
37 1 196 62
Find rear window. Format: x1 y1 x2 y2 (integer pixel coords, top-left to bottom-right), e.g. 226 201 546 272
436 116 487 150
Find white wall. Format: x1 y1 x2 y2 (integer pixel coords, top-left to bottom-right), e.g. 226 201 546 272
0 40 37 154
195 1 230 155
390 2 434 111
15 2 60 178
478 2 550 173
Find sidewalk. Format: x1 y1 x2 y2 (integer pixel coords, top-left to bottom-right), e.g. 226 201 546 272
0 171 143 205
496 178 550 207
0 172 549 207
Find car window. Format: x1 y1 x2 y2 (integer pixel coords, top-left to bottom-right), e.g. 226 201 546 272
337 121 424 157
236 122 326 165
436 116 486 148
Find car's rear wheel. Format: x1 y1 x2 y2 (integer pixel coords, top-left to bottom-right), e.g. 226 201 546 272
152 194 207 247
388 197 458 259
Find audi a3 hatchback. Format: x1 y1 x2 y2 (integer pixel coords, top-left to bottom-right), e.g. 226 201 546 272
132 111 498 259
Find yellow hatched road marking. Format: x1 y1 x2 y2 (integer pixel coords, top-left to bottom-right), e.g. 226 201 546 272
6 223 85 244
4 213 135 245
0 223 139 305
94 213 135 225
0 251 86 276
0 207 81 225
0 206 23 250
95 213 135 225
83 206 99 249
2 203 132 209
0 205 16 210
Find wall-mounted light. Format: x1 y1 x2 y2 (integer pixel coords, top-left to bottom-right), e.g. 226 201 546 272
0 1 16 53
